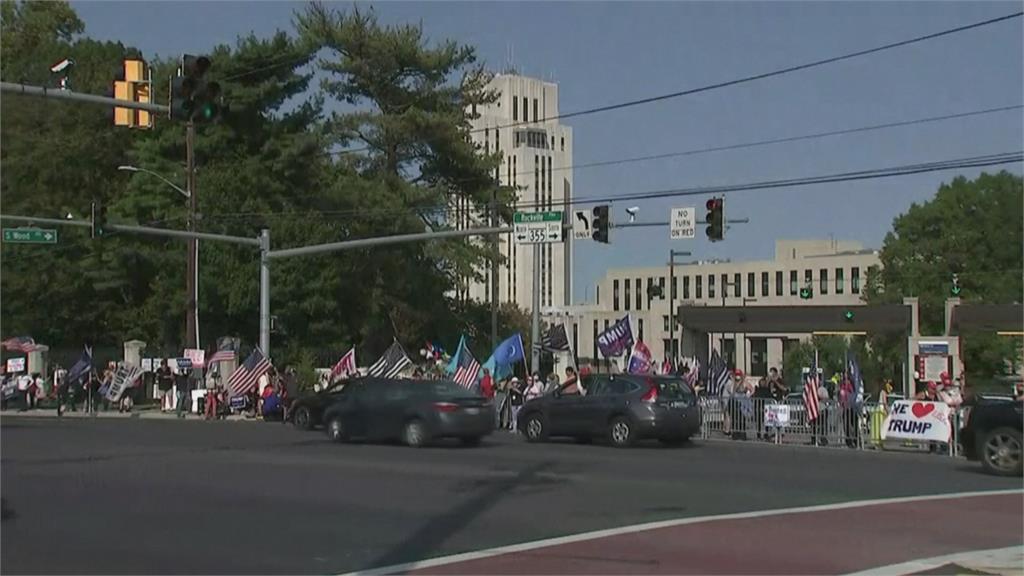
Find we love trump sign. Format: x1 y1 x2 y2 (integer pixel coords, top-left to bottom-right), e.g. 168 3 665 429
881 401 952 442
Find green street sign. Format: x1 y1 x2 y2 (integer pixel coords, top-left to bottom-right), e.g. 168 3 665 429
2 228 57 244
513 211 562 224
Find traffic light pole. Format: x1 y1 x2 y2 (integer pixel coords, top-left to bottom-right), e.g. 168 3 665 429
668 249 692 364
185 121 199 350
0 81 168 114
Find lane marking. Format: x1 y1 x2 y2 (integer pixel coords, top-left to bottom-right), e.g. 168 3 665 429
340 489 1023 576
845 545 1024 576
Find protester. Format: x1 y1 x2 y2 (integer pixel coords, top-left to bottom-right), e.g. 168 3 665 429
839 377 858 448
560 366 580 395
156 359 174 412
508 377 524 432
525 375 544 401
479 368 494 400
812 376 830 446
175 368 191 418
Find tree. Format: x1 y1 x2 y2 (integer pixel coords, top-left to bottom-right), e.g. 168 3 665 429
865 171 1024 382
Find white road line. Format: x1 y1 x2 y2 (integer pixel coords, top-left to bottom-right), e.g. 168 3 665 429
340 488 1022 576
845 545 1024 576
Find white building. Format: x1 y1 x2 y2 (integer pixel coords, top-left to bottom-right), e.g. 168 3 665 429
457 73 574 311
546 239 881 377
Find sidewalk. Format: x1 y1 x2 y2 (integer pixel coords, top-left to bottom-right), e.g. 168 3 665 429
1 407 251 422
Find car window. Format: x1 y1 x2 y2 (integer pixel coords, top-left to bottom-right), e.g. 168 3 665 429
655 378 693 400
608 379 641 395
413 380 478 399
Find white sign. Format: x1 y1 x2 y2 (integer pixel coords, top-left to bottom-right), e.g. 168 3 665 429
923 355 946 382
184 348 206 369
513 211 563 244
670 207 695 239
5 357 26 373
573 210 591 240
764 403 790 428
881 400 951 442
105 364 142 402
141 358 153 372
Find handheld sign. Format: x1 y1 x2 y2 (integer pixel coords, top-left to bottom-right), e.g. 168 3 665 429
881 400 951 442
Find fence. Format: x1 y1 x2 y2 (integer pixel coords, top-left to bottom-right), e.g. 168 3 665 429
698 397 964 456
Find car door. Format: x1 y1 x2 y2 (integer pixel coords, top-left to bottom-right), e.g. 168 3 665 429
366 382 412 441
546 387 585 436
576 377 617 435
331 382 368 437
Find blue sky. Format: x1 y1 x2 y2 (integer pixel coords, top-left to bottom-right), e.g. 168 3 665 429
72 1 1024 303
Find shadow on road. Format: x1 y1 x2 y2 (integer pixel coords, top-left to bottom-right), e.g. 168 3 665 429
364 460 565 571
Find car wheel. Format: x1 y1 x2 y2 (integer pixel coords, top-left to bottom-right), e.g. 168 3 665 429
326 417 347 443
608 416 636 448
980 427 1023 477
523 413 548 443
293 406 313 430
403 419 428 448
460 436 482 447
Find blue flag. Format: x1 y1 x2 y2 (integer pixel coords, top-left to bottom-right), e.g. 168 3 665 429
597 315 634 358
446 335 467 376
492 333 525 366
847 351 864 406
65 346 93 385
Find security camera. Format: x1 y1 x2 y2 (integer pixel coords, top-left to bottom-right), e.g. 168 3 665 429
50 58 73 74
625 206 640 222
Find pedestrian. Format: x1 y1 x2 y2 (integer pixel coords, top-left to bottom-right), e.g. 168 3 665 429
730 370 753 440
175 368 191 418
479 368 494 400
508 377 524 432
560 366 580 395
16 372 31 411
753 376 772 440
839 377 857 448
813 377 830 446
156 359 174 412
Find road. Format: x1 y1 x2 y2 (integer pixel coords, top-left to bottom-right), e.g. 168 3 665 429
1 417 1020 575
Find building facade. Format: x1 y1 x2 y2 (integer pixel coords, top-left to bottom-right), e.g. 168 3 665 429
544 240 881 377
457 73 574 311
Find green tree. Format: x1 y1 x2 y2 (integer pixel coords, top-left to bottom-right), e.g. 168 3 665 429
865 171 1024 381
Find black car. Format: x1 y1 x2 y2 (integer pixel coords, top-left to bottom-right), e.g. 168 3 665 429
960 395 1023 476
517 374 702 447
287 380 350 430
322 379 494 447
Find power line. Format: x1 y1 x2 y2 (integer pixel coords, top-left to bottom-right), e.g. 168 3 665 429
198 151 1022 228
327 10 1024 157
210 104 1022 220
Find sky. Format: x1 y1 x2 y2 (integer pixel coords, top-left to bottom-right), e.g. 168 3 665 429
71 1 1024 303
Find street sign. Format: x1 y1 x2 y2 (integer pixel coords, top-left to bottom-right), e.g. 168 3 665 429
513 211 563 244
572 210 591 240
670 207 695 239
2 228 57 244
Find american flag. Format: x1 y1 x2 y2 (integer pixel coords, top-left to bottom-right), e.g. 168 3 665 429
368 341 411 378
803 354 821 422
540 323 570 352
228 348 272 397
708 350 730 396
331 348 357 381
1 336 37 353
684 357 700 388
208 349 237 364
453 345 481 388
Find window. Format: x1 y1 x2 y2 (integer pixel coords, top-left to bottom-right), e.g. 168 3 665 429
547 157 552 193
573 323 578 356
805 269 813 289
733 273 741 297
512 156 517 186
592 320 599 361
696 275 703 299
560 136 564 151
663 315 670 331
790 270 798 295
748 272 755 298
533 98 538 122
750 338 768 377
638 318 644 341
683 276 691 299
658 277 666 299
624 279 631 311
708 274 716 299
722 338 736 368
671 276 678 300
761 272 769 297
721 274 728 298
776 271 783 296
836 267 845 294
819 268 829 295
852 267 861 293
613 280 620 311
522 97 528 122
513 96 518 121
635 278 642 310
495 128 499 152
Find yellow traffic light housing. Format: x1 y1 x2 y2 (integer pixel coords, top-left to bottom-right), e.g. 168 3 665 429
113 59 153 129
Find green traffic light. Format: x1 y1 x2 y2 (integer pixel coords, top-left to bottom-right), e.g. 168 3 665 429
951 285 962 296
843 310 854 321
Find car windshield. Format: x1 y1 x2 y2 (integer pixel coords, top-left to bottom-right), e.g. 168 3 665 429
415 380 479 399
649 377 693 400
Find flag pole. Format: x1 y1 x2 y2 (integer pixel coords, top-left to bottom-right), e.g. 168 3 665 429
564 322 579 373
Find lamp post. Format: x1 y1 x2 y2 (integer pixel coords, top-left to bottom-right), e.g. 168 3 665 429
118 164 198 349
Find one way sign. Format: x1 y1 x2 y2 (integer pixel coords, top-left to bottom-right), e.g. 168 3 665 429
573 211 591 240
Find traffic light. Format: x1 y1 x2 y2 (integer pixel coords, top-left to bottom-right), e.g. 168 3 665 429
91 201 107 239
799 284 813 300
591 205 610 244
705 197 724 241
951 273 961 296
843 309 855 322
169 55 224 123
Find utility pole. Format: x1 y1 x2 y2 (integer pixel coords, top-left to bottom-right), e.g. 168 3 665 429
531 244 541 375
490 192 499 350
259 229 271 358
668 249 691 364
185 121 198 350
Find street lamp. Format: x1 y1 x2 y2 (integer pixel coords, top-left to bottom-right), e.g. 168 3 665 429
119 164 198 349
117 165 189 198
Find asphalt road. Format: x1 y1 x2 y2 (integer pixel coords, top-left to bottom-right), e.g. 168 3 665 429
1 417 1019 575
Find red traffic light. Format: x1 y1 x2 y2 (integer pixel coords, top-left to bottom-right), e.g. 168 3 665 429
706 198 722 211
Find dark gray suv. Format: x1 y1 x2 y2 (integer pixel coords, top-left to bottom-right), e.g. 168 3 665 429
517 374 702 447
